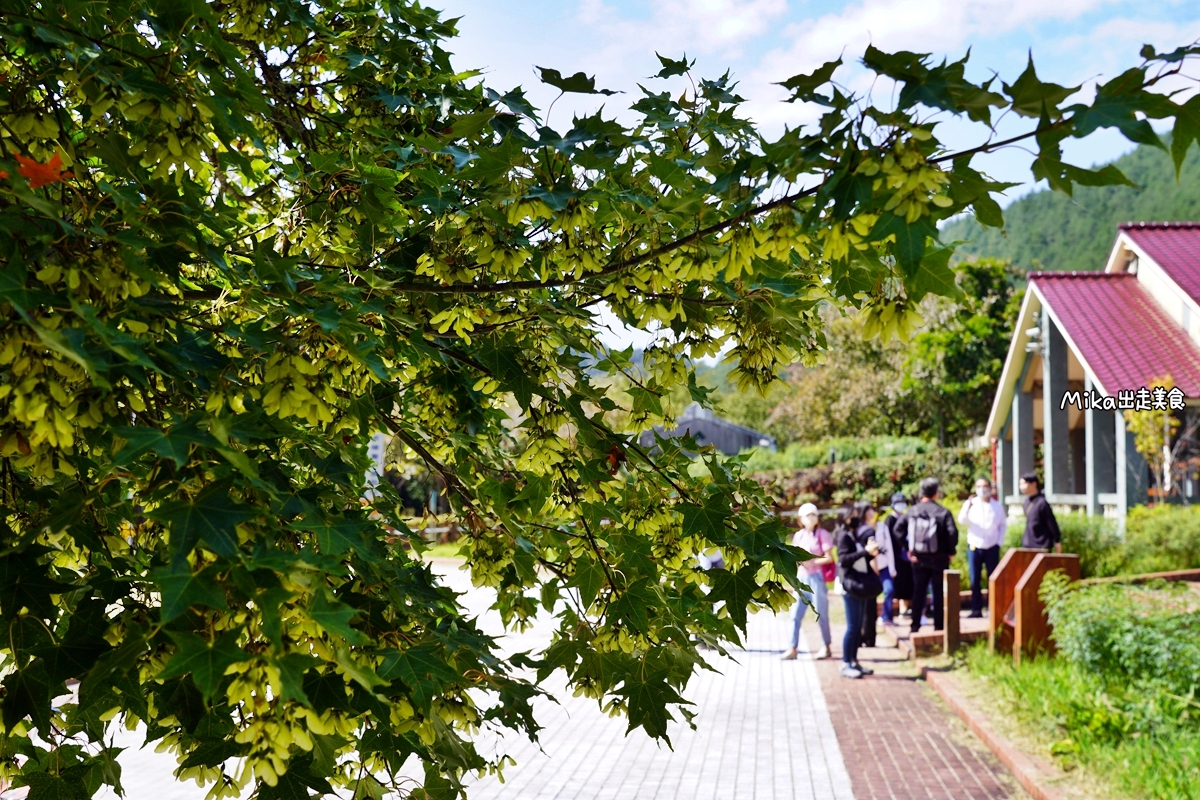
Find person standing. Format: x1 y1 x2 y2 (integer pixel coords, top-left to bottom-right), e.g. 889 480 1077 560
876 492 911 623
855 501 882 649
900 477 959 633
957 477 1007 618
783 503 834 661
1020 471 1062 552
835 505 882 679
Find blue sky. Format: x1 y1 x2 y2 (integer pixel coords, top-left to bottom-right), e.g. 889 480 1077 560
435 0 1200 196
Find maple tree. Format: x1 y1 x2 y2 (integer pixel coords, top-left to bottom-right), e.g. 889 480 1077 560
2 1 1200 798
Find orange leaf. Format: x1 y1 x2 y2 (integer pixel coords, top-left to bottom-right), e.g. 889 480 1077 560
15 152 74 189
0 170 8 180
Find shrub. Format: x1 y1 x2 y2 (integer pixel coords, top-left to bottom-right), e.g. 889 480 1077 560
741 435 934 472
1053 513 1124 578
750 446 989 507
1121 504 1200 575
1043 575 1200 696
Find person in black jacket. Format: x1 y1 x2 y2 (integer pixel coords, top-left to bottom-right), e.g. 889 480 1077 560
1020 471 1062 552
855 501 882 648
898 477 959 633
836 504 881 679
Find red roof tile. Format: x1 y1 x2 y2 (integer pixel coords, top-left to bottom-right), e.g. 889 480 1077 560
1029 272 1200 397
1120 222 1200 303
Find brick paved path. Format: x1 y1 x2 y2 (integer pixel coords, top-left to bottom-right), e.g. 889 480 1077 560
808 617 1023 800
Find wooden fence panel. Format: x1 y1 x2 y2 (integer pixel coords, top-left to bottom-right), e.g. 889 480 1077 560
1013 553 1080 664
988 548 1041 654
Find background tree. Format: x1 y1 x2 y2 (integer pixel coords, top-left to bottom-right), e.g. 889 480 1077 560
738 259 1021 446
1 2 1199 798
900 258 1024 443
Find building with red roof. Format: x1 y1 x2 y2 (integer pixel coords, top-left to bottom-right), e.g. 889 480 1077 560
985 223 1200 519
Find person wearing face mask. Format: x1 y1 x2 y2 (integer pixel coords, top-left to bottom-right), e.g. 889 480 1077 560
835 502 883 679
783 503 834 661
957 477 1007 618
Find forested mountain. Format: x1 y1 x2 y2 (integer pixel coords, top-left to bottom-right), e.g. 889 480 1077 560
943 143 1200 272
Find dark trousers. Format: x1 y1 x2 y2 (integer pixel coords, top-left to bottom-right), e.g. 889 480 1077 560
843 594 866 665
910 558 948 632
861 588 878 646
968 545 1001 617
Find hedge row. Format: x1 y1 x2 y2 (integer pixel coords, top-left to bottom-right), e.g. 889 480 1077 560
750 446 992 508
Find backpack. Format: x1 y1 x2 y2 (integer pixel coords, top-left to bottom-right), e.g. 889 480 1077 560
907 513 939 555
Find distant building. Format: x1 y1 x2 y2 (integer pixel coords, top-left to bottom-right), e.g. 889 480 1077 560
985 222 1200 520
640 402 777 456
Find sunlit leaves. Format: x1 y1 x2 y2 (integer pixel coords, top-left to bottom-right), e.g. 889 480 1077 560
2 1 1200 798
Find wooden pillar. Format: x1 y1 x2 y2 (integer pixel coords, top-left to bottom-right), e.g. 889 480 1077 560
1115 410 1149 525
1012 386 1035 498
1085 375 1116 516
1042 310 1070 495
944 570 961 655
997 421 1013 505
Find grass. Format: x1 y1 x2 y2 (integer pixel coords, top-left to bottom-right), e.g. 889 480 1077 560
961 644 1200 799
412 540 466 560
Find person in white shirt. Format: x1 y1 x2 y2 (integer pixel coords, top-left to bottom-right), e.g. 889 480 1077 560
783 503 834 661
956 477 1007 618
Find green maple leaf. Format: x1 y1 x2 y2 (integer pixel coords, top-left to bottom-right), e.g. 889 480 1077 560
905 246 964 303
151 564 228 622
536 66 618 95
289 515 371 556
32 637 113 683
571 555 605 609
379 642 460 712
777 58 841 104
24 772 89 800
653 53 693 79
1171 95 1200 176
114 424 216 468
308 592 369 644
179 740 247 769
0 548 77 622
867 213 936 278
257 754 332 800
1002 56 1078 118
706 566 760 634
679 492 732 543
157 631 246 699
273 653 319 705
148 480 254 564
621 673 687 742
1 661 59 735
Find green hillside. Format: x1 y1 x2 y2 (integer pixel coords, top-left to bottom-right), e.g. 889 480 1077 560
943 143 1200 272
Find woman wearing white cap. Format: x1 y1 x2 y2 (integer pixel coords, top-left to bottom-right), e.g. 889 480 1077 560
782 502 834 660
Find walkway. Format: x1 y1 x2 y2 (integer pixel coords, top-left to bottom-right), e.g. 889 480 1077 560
810 615 1024 800
449 563 854 800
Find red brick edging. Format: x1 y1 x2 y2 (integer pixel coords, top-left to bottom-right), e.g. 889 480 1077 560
923 669 1068 800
